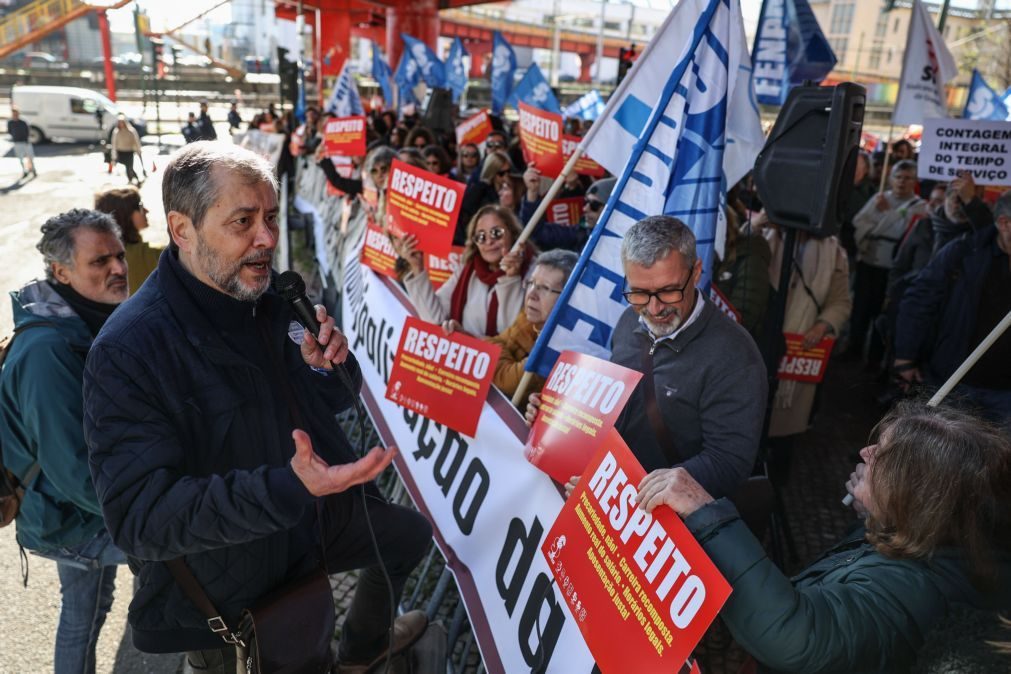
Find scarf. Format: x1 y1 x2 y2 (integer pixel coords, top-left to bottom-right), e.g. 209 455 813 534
49 281 119 337
450 247 534 336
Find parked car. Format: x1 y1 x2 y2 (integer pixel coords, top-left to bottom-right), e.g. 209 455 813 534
11 85 148 144
5 51 69 70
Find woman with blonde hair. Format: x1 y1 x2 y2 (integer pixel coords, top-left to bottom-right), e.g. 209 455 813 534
396 204 534 337
455 150 515 245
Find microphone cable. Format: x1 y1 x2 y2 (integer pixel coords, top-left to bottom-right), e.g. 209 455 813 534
276 271 397 674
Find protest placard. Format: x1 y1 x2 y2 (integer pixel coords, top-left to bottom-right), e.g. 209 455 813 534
457 109 493 147
361 222 399 279
525 352 641 484
918 118 1011 185
518 102 565 178
562 135 606 178
386 159 463 257
426 246 464 289
323 115 367 157
386 317 502 437
541 433 732 674
546 198 584 227
778 333 835 383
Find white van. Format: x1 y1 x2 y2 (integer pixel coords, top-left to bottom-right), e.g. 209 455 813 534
11 85 147 144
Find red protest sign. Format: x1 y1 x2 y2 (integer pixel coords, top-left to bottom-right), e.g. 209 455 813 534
518 102 565 178
456 109 492 147
361 222 399 279
542 432 731 674
525 352 641 484
562 135 606 178
546 197 584 227
386 317 502 438
708 285 741 324
778 333 835 383
386 159 463 257
425 246 464 290
323 115 367 157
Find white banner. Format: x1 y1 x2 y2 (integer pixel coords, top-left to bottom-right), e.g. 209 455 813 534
340 239 596 673
893 0 956 126
918 118 1011 185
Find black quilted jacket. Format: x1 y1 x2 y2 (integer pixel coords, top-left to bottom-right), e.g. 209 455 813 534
83 251 362 653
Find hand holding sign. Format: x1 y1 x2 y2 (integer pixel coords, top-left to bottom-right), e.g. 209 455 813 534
635 467 714 518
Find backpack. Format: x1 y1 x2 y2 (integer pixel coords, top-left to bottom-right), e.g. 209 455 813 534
0 322 53 528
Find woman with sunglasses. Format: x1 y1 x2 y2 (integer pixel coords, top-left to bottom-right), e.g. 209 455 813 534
397 204 535 337
454 151 516 246
452 143 482 185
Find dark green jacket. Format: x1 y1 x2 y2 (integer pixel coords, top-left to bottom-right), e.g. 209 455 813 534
686 499 1010 674
0 280 105 552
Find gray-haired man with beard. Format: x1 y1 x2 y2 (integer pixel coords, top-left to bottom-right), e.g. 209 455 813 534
608 216 766 498
82 142 430 672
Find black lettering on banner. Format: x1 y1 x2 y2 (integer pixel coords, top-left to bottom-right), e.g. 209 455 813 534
453 459 489 534
433 429 467 496
413 416 439 460
518 572 564 672
496 516 544 615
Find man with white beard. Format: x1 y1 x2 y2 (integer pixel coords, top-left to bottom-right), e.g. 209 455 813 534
606 216 766 498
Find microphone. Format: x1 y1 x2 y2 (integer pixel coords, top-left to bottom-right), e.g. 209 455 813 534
276 271 358 395
277 271 322 338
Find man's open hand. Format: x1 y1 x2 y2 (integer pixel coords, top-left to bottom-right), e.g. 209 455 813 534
290 429 396 496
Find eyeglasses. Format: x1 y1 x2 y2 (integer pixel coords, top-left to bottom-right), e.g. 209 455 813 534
585 199 604 213
622 273 694 306
461 152 479 159
487 140 505 149
523 280 561 295
472 226 506 245
497 169 510 177
370 164 389 175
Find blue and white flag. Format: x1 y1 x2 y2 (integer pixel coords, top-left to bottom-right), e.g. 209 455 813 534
325 61 363 116
446 37 468 103
563 89 606 121
371 41 395 106
751 0 836 105
507 63 562 114
401 34 446 88
394 51 421 107
490 31 517 115
963 69 1009 121
527 0 757 376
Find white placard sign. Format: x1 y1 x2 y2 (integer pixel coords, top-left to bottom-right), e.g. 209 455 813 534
340 235 596 674
918 118 1011 185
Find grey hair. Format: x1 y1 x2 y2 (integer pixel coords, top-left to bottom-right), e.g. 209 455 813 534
365 145 397 176
162 141 277 232
534 249 578 281
37 208 122 281
890 159 917 177
993 190 1011 221
621 215 697 268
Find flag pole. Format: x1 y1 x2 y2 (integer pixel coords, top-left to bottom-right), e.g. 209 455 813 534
843 308 1011 507
509 146 586 408
878 124 894 193
510 147 586 252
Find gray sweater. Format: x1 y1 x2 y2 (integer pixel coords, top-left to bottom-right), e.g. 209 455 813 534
610 296 767 498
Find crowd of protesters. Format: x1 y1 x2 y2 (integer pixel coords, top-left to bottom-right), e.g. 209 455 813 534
3 95 1010 674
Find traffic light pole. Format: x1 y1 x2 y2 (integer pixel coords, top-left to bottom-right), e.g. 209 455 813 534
152 38 163 153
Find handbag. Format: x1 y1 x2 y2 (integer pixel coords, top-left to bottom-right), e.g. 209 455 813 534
167 557 334 674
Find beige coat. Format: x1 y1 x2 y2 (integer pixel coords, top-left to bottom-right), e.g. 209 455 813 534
110 123 142 160
402 264 524 337
765 230 852 437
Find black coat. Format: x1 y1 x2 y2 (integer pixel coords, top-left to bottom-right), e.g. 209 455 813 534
83 251 362 653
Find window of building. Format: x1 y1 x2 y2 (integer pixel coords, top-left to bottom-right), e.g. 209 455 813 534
874 12 888 38
829 37 849 62
830 3 855 35
869 45 883 69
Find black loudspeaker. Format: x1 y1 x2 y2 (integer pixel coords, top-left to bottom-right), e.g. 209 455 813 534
753 82 865 238
422 87 455 137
